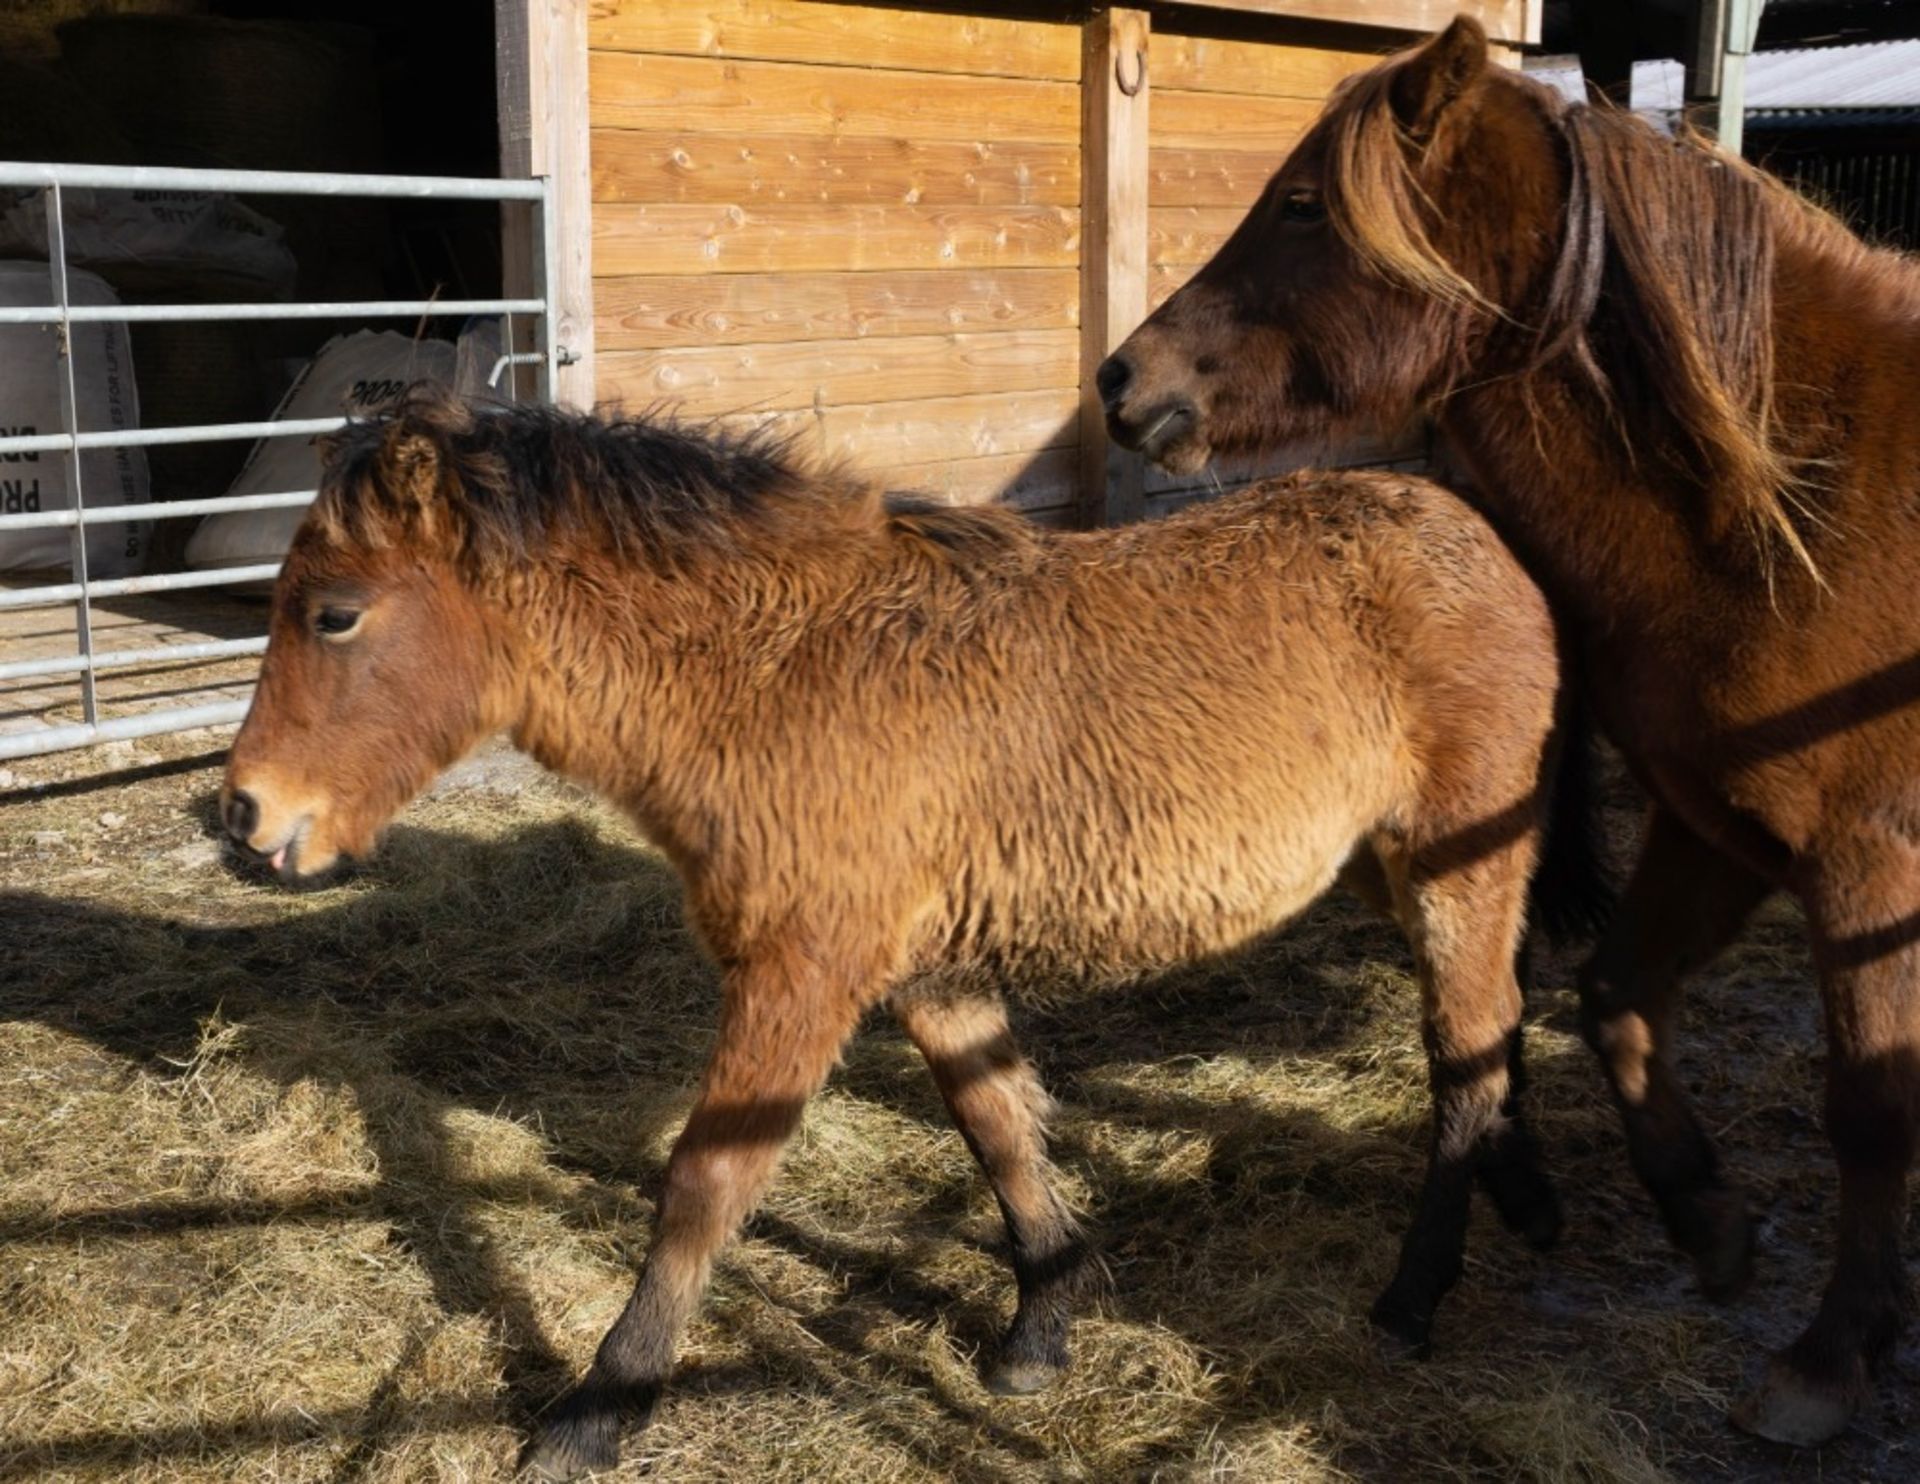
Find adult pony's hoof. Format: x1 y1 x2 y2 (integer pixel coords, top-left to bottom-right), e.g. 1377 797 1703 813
984 1354 1068 1396
1682 1186 1755 1304
1728 1354 1863 1447
1367 1293 1433 1362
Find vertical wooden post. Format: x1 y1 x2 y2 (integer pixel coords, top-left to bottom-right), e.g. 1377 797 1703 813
497 0 595 409
1079 6 1149 528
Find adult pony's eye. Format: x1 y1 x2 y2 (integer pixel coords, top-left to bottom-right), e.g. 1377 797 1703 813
1280 190 1326 224
314 606 362 639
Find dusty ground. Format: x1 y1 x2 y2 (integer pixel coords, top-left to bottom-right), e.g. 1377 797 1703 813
1 731 1915 1482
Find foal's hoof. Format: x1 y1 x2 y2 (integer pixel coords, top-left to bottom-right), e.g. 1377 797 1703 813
1367 1294 1433 1363
1480 1155 1562 1252
1684 1188 1755 1304
1728 1354 1863 1448
520 1400 622 1481
984 1355 1068 1396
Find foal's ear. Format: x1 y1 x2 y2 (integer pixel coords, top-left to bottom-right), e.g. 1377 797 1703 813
375 426 455 543
1391 15 1489 139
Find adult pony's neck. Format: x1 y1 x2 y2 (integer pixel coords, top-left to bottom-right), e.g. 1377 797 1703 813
1441 78 1919 599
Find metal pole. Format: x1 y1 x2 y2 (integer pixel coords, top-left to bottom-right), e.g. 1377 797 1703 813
1686 0 1767 152
1719 0 1765 156
43 181 98 727
537 180 561 405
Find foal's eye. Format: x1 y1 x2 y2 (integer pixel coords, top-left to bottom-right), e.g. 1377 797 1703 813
314 606 362 639
1280 190 1326 224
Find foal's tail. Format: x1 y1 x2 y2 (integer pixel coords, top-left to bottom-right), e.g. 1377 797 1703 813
1529 694 1618 945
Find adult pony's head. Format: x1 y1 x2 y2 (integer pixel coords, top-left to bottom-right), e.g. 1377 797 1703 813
1100 16 1809 566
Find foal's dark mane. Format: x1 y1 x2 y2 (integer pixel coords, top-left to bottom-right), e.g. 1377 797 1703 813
317 392 875 571
1321 58 1843 573
317 392 1044 575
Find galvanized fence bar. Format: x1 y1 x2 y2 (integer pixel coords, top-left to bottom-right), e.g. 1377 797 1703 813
0 634 267 684
0 489 315 534
0 700 254 763
0 415 349 458
0 161 556 761
0 299 543 325
0 162 545 199
1 563 283 610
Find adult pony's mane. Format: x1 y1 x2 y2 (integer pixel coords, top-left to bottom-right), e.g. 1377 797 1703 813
315 392 873 573
1320 57 1829 576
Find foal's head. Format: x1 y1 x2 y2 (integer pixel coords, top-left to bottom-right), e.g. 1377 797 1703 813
1099 17 1564 471
221 399 520 884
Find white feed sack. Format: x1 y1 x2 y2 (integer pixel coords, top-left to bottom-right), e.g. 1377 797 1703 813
0 261 149 577
0 188 299 299
185 330 458 570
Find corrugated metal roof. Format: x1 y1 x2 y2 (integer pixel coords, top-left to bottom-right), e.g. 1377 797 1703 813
1529 39 1920 112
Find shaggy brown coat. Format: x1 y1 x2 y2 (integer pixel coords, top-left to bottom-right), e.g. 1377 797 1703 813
222 397 1568 1478
1100 14 1920 1449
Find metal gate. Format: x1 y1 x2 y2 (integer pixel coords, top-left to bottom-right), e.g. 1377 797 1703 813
0 161 558 761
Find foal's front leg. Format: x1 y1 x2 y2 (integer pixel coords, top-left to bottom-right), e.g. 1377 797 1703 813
524 947 871 1481
893 986 1088 1394
1370 847 1551 1356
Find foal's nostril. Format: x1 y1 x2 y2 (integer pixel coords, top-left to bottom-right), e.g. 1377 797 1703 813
1095 354 1133 410
224 788 259 843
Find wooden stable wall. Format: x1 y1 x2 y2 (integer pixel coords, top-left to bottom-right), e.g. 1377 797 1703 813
588 1 1085 520
576 0 1538 526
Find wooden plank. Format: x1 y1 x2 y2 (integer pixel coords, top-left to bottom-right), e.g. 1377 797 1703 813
1150 146 1291 209
599 329 1079 416
498 0 595 408
1079 7 1150 529
591 129 1078 206
588 52 1077 144
1150 262 1198 311
592 202 1078 276
1150 0 1538 46
589 0 1080 82
1154 35 1385 96
1149 206 1249 267
875 445 1080 512
594 268 1078 350
717 388 1079 467
1153 89 1319 150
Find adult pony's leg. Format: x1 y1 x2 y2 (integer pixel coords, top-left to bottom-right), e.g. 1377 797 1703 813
524 945 872 1481
1578 807 1771 1300
892 987 1088 1395
1369 838 1550 1355
1733 828 1920 1446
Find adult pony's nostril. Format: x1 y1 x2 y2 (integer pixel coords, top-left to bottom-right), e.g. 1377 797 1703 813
224 788 259 843
1095 354 1133 410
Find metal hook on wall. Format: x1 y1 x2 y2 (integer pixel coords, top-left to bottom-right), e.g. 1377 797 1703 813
1115 46 1145 97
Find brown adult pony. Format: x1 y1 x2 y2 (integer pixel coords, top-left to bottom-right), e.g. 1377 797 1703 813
1101 15 1920 1447
222 393 1590 1479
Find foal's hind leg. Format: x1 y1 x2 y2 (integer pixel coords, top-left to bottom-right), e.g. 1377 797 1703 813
1369 839 1547 1356
1733 828 1920 1446
893 986 1088 1395
1579 807 1770 1300
525 944 872 1481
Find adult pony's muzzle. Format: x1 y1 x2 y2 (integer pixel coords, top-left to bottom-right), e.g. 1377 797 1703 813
1096 350 1209 474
